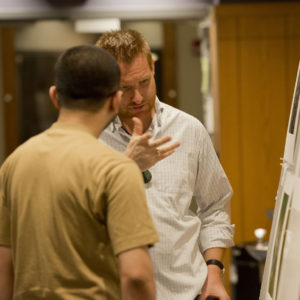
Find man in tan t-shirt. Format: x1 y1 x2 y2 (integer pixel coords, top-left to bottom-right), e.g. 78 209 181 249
0 45 169 299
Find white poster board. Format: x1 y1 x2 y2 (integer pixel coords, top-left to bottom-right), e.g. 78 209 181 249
260 62 300 300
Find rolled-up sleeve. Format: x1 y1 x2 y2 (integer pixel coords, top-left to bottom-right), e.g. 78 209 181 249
194 128 235 253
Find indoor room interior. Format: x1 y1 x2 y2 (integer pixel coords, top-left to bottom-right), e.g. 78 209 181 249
1 0 300 299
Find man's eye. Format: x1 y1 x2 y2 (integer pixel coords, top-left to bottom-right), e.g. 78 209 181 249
141 79 149 85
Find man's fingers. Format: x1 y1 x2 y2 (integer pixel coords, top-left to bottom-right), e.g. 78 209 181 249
155 141 180 159
159 141 180 153
132 117 143 136
159 150 175 159
134 132 153 144
149 136 172 148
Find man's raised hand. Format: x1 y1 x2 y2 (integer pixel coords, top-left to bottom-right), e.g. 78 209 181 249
124 117 180 171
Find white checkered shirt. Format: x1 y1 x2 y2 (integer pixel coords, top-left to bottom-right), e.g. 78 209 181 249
99 98 234 300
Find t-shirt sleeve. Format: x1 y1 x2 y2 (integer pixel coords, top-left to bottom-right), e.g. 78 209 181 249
106 161 159 255
0 165 11 247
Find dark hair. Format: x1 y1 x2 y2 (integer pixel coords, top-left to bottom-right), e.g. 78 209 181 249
96 29 153 70
54 45 120 110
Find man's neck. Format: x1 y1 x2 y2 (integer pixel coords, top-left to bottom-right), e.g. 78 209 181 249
120 116 152 135
57 108 110 138
120 108 155 135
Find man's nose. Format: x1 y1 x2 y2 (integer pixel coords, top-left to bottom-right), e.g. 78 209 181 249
132 88 143 104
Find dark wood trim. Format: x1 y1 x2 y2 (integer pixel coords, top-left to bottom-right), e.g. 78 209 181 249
162 22 178 108
1 27 19 157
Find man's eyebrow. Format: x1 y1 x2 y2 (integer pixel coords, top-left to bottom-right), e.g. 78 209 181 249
120 84 131 89
121 75 150 88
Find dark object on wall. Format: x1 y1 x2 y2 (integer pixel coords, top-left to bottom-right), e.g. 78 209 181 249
16 51 59 143
231 245 261 300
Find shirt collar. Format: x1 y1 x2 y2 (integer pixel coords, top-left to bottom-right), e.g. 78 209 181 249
50 122 95 137
109 97 163 134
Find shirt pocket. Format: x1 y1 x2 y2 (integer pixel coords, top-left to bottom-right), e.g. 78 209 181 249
151 160 189 194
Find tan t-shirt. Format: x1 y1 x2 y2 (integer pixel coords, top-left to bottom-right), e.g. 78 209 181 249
0 122 158 300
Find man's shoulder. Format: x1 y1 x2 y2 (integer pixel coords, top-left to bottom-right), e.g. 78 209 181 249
3 132 44 162
160 101 205 129
96 141 129 162
98 126 128 151
99 126 115 139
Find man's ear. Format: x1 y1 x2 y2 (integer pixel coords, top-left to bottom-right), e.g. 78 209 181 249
49 86 60 109
110 90 122 113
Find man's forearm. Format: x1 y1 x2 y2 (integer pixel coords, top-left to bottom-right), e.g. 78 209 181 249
119 246 156 300
0 280 13 300
0 246 14 300
199 248 230 300
204 247 225 262
121 276 156 300
204 247 225 278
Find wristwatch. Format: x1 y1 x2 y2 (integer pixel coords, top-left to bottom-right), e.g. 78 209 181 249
142 170 152 183
206 259 225 276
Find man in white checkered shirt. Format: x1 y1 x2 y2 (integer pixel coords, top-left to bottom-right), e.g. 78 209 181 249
96 29 235 300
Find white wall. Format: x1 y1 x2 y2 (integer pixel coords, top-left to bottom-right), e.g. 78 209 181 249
122 21 163 49
15 20 98 51
176 21 203 122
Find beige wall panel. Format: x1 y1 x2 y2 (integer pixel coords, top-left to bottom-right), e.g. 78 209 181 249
239 38 287 241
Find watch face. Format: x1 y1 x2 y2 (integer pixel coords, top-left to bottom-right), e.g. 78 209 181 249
142 170 152 183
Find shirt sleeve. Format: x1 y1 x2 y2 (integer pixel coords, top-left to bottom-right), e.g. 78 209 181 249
194 126 235 253
0 164 11 247
105 160 159 255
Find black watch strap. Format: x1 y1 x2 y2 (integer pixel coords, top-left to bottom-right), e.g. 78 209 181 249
206 259 224 271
